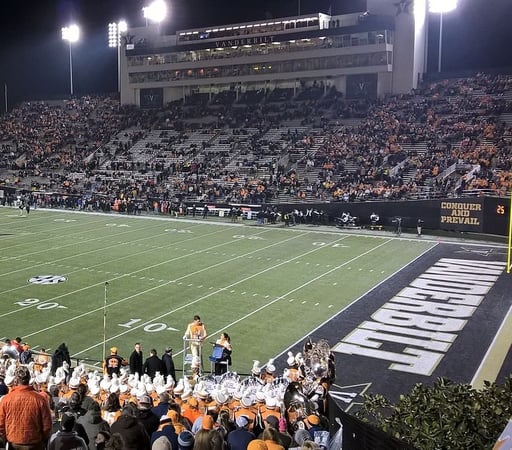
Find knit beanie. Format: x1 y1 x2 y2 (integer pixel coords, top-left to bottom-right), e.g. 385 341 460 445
178 430 194 449
294 429 312 446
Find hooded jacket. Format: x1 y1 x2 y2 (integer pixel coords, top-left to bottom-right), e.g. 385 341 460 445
76 404 110 450
110 414 150 450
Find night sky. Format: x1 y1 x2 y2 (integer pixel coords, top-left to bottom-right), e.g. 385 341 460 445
0 0 511 107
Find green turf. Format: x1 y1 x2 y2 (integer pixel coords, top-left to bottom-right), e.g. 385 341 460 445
0 208 436 375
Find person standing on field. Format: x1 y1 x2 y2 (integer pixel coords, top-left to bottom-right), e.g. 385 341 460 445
183 315 207 373
143 349 164 380
129 342 143 376
417 218 424 236
104 347 127 376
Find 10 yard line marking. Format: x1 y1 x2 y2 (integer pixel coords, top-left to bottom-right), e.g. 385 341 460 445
74 236 388 357
18 231 317 337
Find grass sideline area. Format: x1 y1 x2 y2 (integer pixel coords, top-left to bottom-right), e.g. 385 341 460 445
0 206 441 376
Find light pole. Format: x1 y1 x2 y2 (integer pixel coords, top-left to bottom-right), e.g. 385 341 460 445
61 24 80 96
108 21 127 93
142 0 168 26
429 0 458 73
103 281 109 362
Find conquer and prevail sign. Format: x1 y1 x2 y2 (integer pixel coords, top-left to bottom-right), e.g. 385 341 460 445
439 200 483 232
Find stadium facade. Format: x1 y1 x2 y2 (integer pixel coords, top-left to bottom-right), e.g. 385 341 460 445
119 0 428 106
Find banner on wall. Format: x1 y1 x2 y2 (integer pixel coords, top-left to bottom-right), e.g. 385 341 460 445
346 74 378 99
439 199 484 232
140 88 163 109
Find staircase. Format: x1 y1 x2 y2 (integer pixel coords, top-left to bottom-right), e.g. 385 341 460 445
399 141 428 157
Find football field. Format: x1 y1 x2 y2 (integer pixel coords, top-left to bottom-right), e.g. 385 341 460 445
0 206 509 409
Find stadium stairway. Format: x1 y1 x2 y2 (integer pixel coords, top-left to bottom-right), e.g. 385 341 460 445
399 141 428 157
499 112 512 138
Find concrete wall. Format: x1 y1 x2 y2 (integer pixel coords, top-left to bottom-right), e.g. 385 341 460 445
367 0 428 93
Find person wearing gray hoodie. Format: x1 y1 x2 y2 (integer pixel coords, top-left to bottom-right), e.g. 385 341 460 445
76 401 110 450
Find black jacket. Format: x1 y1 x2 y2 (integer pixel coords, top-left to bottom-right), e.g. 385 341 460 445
162 352 176 381
136 408 160 437
143 354 164 380
110 414 150 450
129 350 143 375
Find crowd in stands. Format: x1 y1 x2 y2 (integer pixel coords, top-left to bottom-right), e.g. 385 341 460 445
1 73 511 212
0 337 334 450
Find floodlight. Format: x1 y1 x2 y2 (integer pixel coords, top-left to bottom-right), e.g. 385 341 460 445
61 24 80 43
61 24 80 96
143 0 167 24
429 0 458 13
108 21 127 48
429 0 458 72
108 21 129 92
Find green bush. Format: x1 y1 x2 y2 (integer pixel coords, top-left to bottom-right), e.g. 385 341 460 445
356 376 512 450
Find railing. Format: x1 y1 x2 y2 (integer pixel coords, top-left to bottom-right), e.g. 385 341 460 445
455 164 480 189
435 162 456 181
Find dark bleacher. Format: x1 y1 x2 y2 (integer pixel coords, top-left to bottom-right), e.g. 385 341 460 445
1 75 511 206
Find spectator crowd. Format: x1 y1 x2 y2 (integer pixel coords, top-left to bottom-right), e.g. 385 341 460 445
0 338 334 450
1 73 511 213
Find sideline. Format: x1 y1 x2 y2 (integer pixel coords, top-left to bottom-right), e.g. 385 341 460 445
471 302 512 389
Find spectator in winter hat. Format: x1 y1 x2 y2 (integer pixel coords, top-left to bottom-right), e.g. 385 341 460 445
150 414 178 450
151 392 171 419
228 415 255 450
94 430 111 450
177 430 195 450
135 394 159 436
304 415 323 440
293 429 312 447
109 404 150 450
76 401 110 450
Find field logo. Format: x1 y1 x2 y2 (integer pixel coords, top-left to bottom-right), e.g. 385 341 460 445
29 275 67 285
332 258 506 376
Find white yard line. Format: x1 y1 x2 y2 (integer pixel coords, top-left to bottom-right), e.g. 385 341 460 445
0 226 277 305
1 215 139 251
16 231 315 332
73 235 385 357
0 221 203 277
268 243 439 364
0 225 271 294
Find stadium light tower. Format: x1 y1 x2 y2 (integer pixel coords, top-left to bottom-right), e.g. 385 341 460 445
429 0 458 73
108 20 128 93
142 0 168 25
61 24 80 96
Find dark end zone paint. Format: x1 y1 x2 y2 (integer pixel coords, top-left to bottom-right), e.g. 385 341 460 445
278 242 510 410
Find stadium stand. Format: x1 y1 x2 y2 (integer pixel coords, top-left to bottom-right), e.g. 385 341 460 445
1 73 511 211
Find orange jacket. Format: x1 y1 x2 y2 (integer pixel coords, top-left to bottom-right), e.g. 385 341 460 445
0 385 52 445
182 407 202 426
